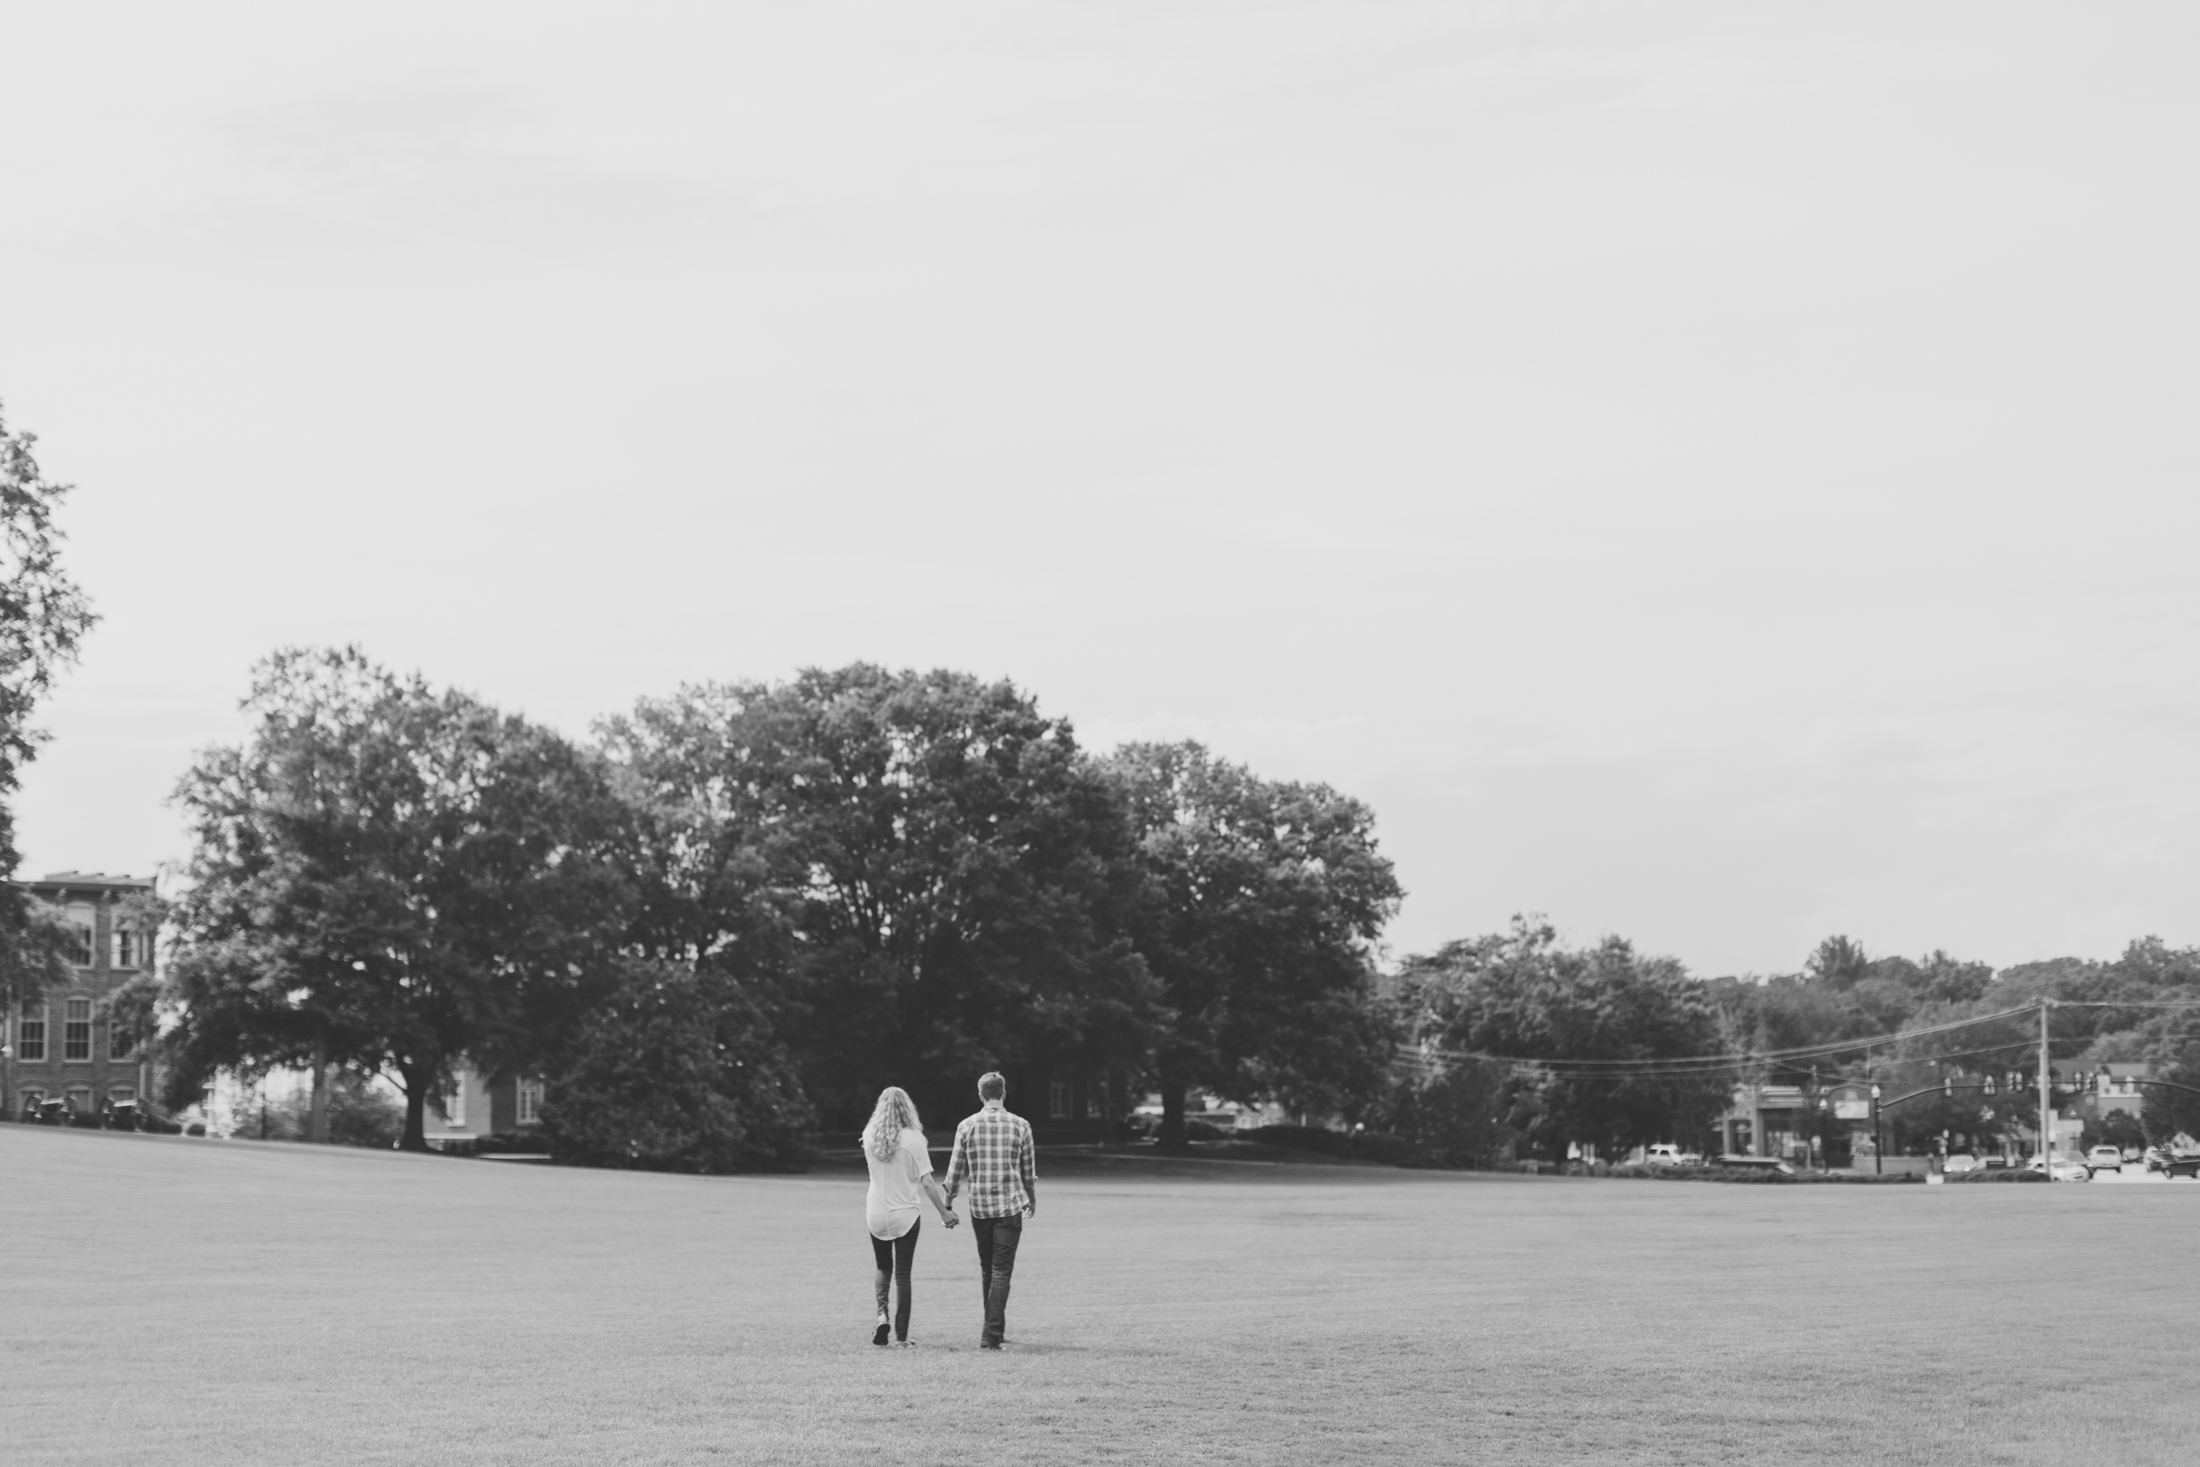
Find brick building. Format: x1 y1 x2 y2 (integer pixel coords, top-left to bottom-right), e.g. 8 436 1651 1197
5 872 158 1121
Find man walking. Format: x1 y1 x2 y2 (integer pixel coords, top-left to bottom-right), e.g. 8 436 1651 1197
942 1070 1036 1350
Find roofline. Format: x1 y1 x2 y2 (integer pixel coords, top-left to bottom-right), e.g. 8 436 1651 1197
13 875 157 893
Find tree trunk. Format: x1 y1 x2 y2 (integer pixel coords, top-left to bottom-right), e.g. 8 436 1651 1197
307 1025 330 1145
1157 1055 1189 1152
398 1064 430 1152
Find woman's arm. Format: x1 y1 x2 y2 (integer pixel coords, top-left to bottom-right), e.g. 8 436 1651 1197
921 1171 958 1226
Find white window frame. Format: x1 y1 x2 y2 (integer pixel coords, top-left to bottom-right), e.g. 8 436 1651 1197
1049 1079 1072 1120
516 1077 544 1127
17 1005 46 1062
440 1074 467 1130
62 996 93 1063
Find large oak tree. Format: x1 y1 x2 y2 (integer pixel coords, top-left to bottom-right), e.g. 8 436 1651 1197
600 664 1158 1128
0 404 98 1024
163 648 632 1147
1104 741 1401 1147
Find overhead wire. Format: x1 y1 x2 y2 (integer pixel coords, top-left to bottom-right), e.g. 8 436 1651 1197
1394 1001 2043 1076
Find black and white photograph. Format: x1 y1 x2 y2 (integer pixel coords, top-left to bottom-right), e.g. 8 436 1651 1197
2 3 2196 1462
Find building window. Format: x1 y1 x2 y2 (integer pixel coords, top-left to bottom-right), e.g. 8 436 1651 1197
516 1077 544 1127
440 1075 466 1129
1049 1079 1072 1120
109 1014 136 1061
64 997 93 1062
108 1085 137 1105
66 905 96 966
18 1006 46 1062
112 927 142 969
65 1085 92 1115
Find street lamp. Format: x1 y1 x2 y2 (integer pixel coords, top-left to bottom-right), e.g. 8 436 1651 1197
1816 1096 1829 1174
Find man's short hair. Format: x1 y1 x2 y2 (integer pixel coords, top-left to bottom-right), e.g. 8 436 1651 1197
977 1071 1007 1102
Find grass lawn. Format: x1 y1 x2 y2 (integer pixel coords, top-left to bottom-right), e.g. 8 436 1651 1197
5 1127 2196 1465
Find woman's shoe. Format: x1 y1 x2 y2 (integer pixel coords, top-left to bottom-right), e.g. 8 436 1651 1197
872 1313 891 1347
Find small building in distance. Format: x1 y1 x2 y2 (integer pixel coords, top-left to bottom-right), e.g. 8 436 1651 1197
2088 1062 2150 1120
6 872 158 1121
422 1064 545 1150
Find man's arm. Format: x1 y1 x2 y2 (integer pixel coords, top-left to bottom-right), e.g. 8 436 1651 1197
921 1170 958 1226
1020 1120 1037 1217
942 1122 968 1201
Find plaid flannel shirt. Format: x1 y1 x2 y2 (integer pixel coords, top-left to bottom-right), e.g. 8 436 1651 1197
944 1105 1036 1219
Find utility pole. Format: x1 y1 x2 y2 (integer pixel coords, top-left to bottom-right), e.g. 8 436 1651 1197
2037 999 2053 1180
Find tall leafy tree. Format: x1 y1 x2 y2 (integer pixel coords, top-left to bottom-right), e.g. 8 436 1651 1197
600 665 1158 1128
162 648 633 1147
0 403 98 1018
1104 741 1401 1148
1395 918 1728 1163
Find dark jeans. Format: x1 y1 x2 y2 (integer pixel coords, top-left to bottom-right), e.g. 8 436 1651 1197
870 1219 920 1342
970 1213 1022 1346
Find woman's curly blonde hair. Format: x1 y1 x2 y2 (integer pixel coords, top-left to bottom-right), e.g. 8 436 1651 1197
862 1086 923 1163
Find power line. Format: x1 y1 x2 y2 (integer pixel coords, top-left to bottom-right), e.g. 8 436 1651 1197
1396 1002 2043 1075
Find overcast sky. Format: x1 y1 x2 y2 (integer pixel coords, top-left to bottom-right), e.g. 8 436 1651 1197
1 1 2194 976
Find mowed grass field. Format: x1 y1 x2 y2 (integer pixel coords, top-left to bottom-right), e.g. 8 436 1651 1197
5 1128 2196 1466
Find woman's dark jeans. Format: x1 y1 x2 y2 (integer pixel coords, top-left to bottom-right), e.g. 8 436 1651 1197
870 1219 920 1342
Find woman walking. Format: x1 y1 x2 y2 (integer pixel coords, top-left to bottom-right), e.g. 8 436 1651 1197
863 1086 957 1346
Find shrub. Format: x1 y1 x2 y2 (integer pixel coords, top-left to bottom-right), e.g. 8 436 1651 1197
1364 1059 1517 1168
540 959 814 1174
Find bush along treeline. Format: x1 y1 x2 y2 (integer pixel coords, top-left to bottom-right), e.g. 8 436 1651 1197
134 648 2200 1174
140 650 1400 1170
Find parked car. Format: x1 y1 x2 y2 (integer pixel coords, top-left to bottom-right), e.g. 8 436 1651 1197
2025 1154 2090 1181
1644 1145 1701 1167
2086 1145 2124 1175
1943 1153 1981 1175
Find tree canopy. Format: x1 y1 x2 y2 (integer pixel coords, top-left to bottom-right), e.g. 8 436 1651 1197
599 665 1158 1129
1104 741 1401 1146
1392 918 1728 1163
0 402 97 1008
162 648 633 1147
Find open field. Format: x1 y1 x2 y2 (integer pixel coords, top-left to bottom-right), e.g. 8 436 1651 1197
4 1128 2196 1465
